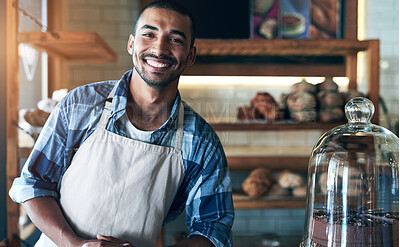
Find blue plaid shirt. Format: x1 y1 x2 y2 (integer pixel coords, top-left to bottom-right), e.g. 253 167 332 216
10 70 234 246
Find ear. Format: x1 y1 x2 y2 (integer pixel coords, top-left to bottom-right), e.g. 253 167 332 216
127 34 134 55
186 46 197 66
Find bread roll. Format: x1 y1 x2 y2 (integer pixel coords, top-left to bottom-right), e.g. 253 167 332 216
291 79 317 94
317 77 339 92
276 170 305 189
293 185 307 198
287 92 317 112
267 184 290 197
242 168 274 198
319 107 344 122
317 91 344 108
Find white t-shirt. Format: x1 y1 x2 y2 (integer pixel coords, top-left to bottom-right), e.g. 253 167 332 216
121 113 154 142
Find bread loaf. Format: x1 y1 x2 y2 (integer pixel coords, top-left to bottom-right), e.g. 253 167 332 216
242 168 274 198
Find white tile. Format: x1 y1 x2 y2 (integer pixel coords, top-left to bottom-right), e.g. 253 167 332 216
103 8 132 22
69 8 101 22
249 132 279 146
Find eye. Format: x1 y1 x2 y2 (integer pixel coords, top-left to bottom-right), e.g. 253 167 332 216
142 33 154 38
170 38 183 44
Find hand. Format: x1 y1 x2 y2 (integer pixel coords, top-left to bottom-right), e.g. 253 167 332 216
80 235 134 247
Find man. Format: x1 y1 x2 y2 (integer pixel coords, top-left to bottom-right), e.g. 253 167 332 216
9 1 234 246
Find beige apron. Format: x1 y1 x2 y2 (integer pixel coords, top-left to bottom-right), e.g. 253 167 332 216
36 87 185 247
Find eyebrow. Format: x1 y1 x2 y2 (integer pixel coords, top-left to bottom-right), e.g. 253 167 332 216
140 25 187 40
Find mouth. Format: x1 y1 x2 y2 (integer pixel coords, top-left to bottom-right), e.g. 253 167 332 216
145 58 172 68
142 54 177 71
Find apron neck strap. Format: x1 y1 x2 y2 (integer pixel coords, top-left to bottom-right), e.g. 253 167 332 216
98 84 118 128
174 102 184 151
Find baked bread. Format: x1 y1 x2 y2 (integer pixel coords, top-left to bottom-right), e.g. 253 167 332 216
250 92 283 121
317 91 344 108
237 105 264 120
276 170 305 189
319 107 344 122
242 168 274 198
291 110 317 123
291 79 317 94
23 109 50 127
293 185 307 197
287 92 317 112
317 77 339 92
267 184 290 197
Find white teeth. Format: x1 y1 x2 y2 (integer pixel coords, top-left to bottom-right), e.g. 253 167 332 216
147 60 169 68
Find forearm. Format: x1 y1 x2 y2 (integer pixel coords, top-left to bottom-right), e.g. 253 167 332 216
172 235 214 247
22 196 85 247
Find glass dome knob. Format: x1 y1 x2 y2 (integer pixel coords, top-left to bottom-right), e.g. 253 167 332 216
345 97 375 124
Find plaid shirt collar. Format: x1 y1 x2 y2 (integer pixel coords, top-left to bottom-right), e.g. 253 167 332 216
108 69 181 133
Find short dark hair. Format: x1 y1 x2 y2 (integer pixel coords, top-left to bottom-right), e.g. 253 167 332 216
134 0 196 48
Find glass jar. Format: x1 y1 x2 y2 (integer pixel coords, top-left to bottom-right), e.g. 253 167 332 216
300 97 399 247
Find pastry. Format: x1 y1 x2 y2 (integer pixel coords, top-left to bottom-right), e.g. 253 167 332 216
250 92 283 121
293 185 307 197
242 168 274 198
276 170 305 189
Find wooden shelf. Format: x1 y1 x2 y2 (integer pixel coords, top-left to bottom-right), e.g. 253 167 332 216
233 194 306 209
194 39 370 57
18 31 118 63
225 146 311 171
228 156 309 172
212 121 343 131
184 39 374 77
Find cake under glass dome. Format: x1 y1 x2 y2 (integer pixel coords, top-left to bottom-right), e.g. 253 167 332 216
300 97 399 247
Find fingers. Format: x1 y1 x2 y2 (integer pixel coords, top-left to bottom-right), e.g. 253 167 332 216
96 235 133 246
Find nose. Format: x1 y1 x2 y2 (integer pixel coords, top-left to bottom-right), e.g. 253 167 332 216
150 36 170 57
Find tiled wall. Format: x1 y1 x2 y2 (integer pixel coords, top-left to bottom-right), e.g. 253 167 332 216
363 0 399 129
66 0 139 89
64 0 399 245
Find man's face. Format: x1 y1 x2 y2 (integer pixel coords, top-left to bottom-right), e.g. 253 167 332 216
128 8 196 90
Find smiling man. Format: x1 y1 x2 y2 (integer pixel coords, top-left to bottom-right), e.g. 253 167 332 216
9 1 234 247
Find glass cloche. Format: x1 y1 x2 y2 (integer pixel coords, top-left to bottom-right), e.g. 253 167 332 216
300 97 399 247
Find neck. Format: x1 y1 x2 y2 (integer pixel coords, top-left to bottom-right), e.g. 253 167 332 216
127 73 178 131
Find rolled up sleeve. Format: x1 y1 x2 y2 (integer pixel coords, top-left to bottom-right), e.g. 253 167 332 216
9 102 68 203
186 139 234 247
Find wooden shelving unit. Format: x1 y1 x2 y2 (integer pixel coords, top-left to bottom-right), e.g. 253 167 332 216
18 31 117 63
185 39 380 123
186 38 380 209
